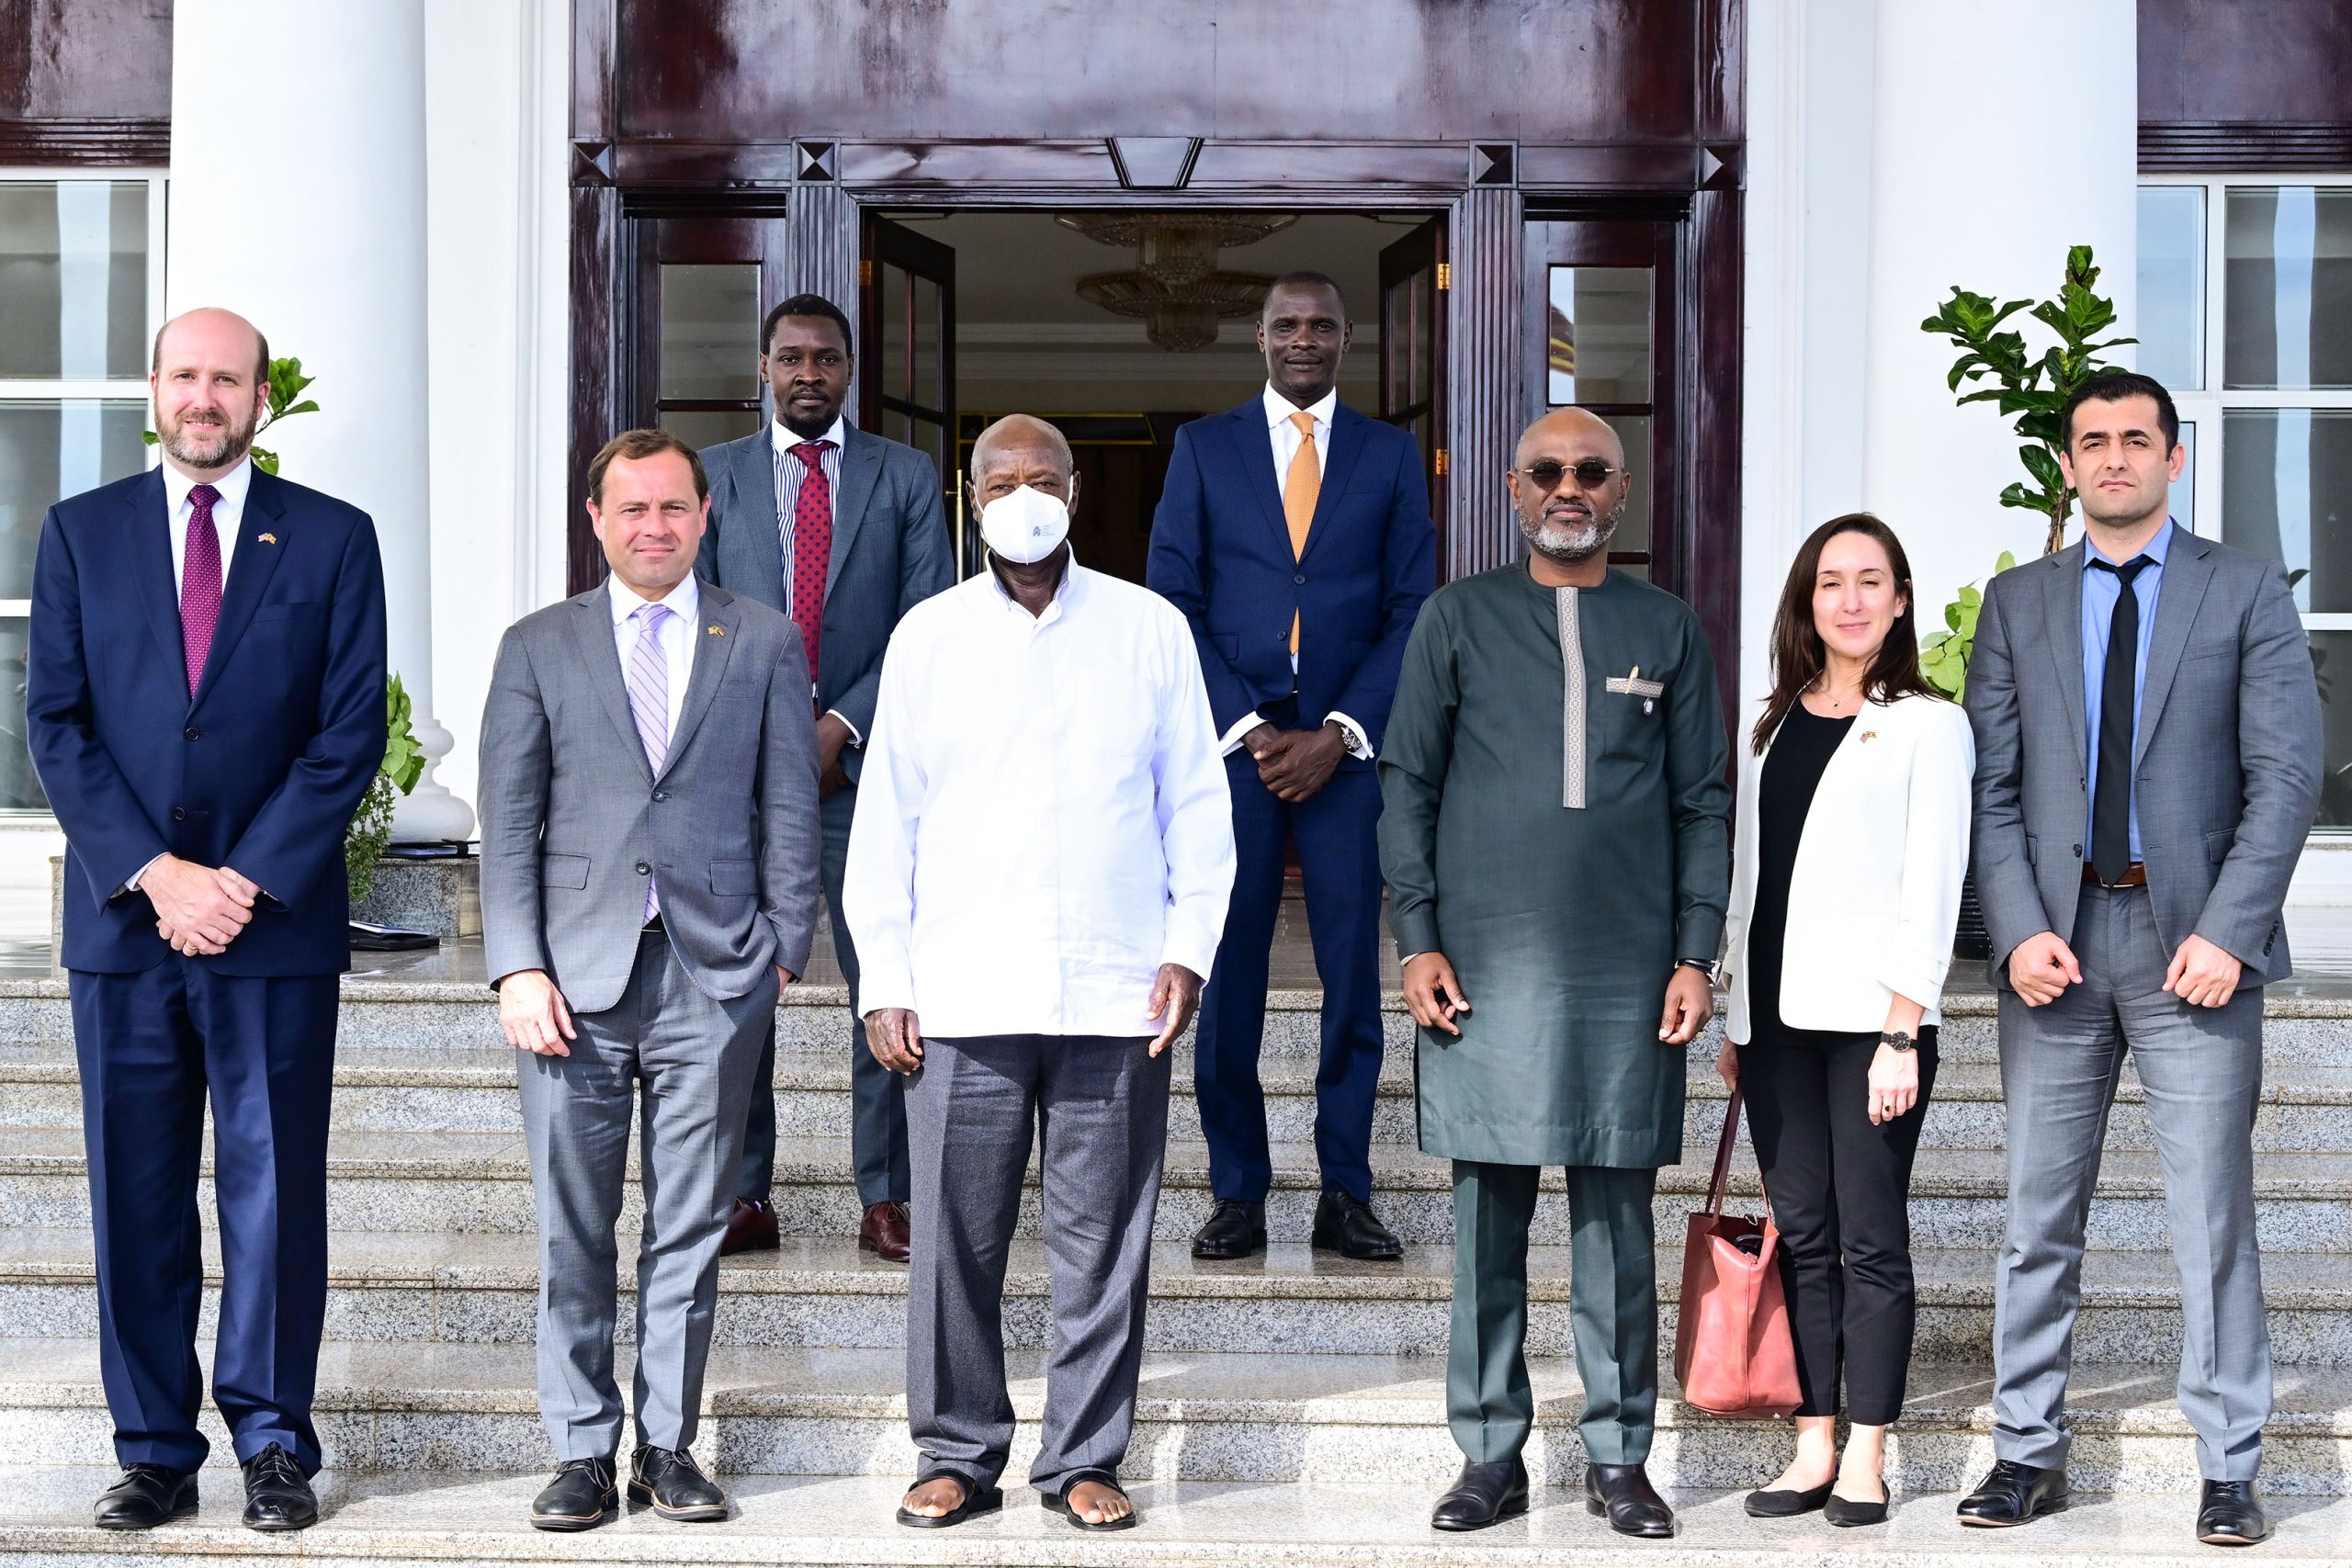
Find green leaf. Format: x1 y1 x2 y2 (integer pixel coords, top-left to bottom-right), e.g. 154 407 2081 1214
251 446 280 476
141 430 158 446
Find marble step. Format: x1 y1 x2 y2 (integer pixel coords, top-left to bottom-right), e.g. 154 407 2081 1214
11 1042 2352 1156
4 1469 2351 1566
5 1126 2352 1253
4 1231 2347 1368
4 1340 2352 1494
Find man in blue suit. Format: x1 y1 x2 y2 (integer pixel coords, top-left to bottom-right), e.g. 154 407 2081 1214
28 308 388 1534
1148 271 1436 1260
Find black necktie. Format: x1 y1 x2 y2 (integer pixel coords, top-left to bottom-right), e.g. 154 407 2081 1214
2088 555 2154 886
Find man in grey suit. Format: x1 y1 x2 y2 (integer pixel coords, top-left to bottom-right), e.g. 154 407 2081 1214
697 292 954 1263
480 428 821 1532
1961 371 2320 1547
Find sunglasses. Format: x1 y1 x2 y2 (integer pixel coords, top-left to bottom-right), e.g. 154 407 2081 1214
1516 458 1629 491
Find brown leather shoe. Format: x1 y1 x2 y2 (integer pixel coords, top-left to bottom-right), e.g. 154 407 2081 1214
718 1197 779 1257
860 1201 910 1261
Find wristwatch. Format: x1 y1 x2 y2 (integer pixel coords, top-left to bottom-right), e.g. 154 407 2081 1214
1677 957 1721 984
1878 1029 1917 1053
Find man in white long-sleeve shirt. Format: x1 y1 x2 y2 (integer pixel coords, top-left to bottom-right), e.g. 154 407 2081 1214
845 414 1235 1534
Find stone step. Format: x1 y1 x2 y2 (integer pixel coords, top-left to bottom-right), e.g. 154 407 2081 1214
11 1042 2352 1156
4 1339 2351 1495
5 1470 2352 1567
6 1126 2352 1253
4 1231 2347 1368
6 1469 2349 1566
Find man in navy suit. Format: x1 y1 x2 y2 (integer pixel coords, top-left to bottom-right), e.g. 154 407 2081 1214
1148 271 1436 1261
28 308 388 1534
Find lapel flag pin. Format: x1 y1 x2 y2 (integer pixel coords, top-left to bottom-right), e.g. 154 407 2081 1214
1861 730 1879 743
707 625 725 637
258 533 277 544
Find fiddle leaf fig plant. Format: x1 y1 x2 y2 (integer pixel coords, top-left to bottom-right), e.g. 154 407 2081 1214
346 675 426 902
1918 552 2016 701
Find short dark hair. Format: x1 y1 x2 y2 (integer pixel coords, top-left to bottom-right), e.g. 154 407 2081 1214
151 317 271 386
2060 369 2180 456
587 428 708 505
1263 269 1347 319
762 292 854 355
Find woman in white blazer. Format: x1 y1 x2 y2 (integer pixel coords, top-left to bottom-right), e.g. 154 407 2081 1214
1716 514 1973 1529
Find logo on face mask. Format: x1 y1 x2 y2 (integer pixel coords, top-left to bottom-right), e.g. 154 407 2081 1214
978 484 1071 565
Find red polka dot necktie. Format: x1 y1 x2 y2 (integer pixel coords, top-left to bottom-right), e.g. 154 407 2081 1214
181 482 223 698
786 441 834 681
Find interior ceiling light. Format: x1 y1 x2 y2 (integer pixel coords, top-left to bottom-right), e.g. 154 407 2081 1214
1058 212 1295 349
1075 271 1273 353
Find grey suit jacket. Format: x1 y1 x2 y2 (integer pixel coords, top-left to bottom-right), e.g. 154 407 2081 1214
1965 525 2322 989
477 581 823 1015
695 423 954 775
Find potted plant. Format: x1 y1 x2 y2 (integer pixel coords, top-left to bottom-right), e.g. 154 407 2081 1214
347 675 425 901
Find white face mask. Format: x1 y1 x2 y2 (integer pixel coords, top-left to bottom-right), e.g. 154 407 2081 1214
978 483 1071 565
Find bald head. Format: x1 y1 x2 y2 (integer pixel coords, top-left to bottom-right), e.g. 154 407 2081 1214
1515 406 1623 470
970 413 1073 488
149 308 270 478
1508 407 1630 570
152 308 269 386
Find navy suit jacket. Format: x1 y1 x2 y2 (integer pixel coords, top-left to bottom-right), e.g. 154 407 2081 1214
28 466 390 976
1147 399 1435 761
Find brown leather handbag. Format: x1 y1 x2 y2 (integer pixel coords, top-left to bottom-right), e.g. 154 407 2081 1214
1672 1089 1803 1418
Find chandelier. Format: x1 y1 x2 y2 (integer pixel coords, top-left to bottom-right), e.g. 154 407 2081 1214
1058 212 1295 351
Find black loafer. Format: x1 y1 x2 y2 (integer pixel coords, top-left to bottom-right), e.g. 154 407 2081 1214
1956 1460 2068 1527
1744 1478 1832 1517
1586 1462 1674 1538
94 1465 198 1530
1311 1188 1403 1260
1191 1199 1266 1260
240 1442 318 1531
1431 1457 1528 1531
628 1445 728 1522
2197 1479 2272 1546
1826 1475 1890 1528
530 1455 617 1531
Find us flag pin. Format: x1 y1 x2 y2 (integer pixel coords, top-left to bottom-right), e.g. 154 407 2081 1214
258 533 277 544
707 625 725 637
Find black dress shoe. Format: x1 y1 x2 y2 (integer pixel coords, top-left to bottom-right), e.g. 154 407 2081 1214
1311 1189 1403 1260
628 1445 728 1521
93 1465 198 1530
1191 1199 1266 1260
530 1455 617 1531
1956 1459 2069 1527
1431 1456 1528 1531
2197 1479 2272 1546
1586 1462 1674 1538
1743 1477 1832 1517
240 1442 318 1531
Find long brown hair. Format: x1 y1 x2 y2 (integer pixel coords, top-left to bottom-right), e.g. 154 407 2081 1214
1752 513 1943 754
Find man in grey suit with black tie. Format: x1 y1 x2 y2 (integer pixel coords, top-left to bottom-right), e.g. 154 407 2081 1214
480 428 821 1531
1961 371 2321 1548
698 292 954 1263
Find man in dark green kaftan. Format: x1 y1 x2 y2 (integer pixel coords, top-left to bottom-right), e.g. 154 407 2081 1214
1378 409 1730 1538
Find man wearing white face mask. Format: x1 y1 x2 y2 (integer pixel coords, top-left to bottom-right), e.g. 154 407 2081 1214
845 414 1235 1533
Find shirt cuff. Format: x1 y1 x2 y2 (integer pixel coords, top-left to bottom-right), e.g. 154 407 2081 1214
120 852 169 897
1324 711 1374 761
1219 710 1267 757
823 709 864 748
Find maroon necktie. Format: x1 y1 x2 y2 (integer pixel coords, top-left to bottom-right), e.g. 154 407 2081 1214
786 441 834 682
181 483 223 697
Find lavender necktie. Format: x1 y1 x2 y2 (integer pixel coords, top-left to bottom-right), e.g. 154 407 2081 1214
627 602 673 920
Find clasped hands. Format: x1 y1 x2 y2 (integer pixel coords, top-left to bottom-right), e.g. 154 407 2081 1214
863 962 1204 1076
145 854 261 956
1404 953 1714 1046
1242 720 1347 804
2008 928 2240 1010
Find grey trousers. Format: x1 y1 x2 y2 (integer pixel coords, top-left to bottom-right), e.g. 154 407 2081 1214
1450 1160 1658 1465
739 784 910 1207
518 929 775 1459
905 1033 1170 1493
1993 884 2269 1480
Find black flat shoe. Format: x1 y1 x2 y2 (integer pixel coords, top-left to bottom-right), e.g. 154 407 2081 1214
530 1455 617 1531
240 1443 317 1531
628 1445 727 1522
1432 1457 1528 1531
1586 1461 1674 1538
2197 1479 2272 1546
1191 1199 1266 1260
895 1471 1003 1529
1826 1475 1889 1528
1311 1188 1403 1260
94 1465 198 1530
1744 1478 1832 1517
1956 1459 2068 1527
1041 1469 1138 1531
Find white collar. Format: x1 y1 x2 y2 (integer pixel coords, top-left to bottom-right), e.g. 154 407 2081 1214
982 551 1080 622
1262 383 1339 432
773 414 849 455
607 571 700 627
161 453 254 516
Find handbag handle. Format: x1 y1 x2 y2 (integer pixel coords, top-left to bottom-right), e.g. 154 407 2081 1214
1706 1087 1773 1223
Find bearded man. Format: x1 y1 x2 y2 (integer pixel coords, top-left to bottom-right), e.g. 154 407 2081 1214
1377 407 1730 1539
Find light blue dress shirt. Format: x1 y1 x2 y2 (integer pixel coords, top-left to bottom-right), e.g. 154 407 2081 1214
2080 520 2174 863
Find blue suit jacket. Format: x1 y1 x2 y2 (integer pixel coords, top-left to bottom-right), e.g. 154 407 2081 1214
1147 400 1435 761
28 466 390 976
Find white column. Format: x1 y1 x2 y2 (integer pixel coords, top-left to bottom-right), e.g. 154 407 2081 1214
1856 0 2139 616
167 0 472 841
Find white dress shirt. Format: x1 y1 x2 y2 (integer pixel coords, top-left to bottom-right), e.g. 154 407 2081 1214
162 455 251 595
608 572 698 743
1219 382 1373 760
845 558 1237 1038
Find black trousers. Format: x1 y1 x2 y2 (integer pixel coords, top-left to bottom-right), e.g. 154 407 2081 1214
1737 1023 1938 1425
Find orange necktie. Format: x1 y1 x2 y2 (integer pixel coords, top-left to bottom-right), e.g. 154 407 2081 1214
1283 411 1319 653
